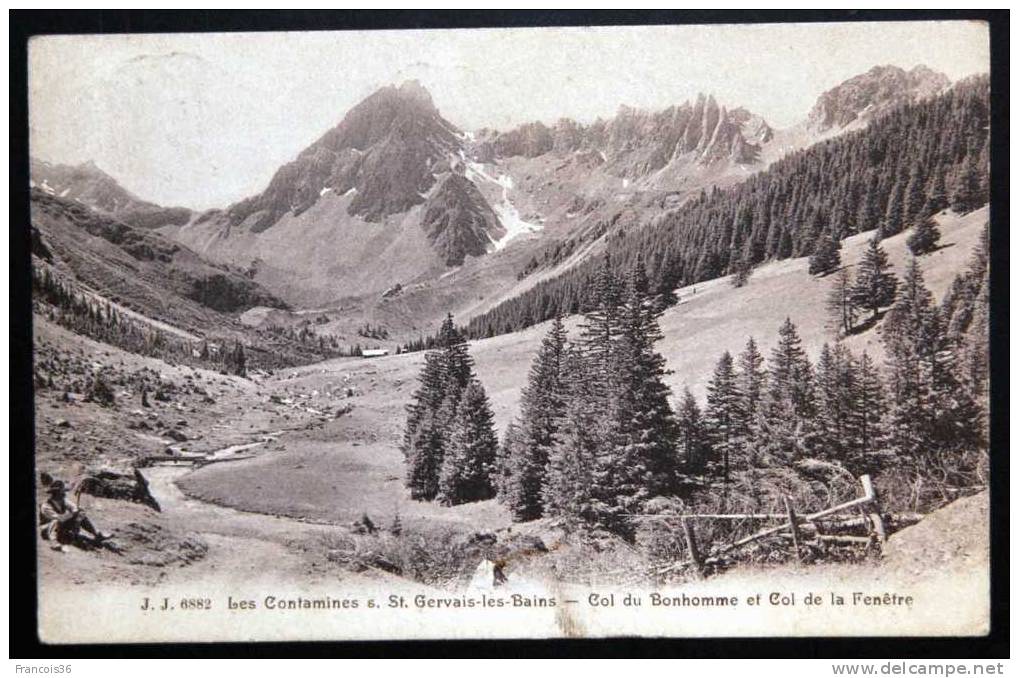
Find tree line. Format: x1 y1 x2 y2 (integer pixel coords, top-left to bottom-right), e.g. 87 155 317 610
465 75 989 340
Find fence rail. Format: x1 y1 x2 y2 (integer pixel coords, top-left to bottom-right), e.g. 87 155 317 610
654 474 909 576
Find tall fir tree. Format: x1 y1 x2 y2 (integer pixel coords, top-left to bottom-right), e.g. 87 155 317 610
881 178 906 238
676 387 710 475
901 166 927 227
808 233 842 276
906 215 942 255
608 257 680 508
850 238 899 321
950 155 983 214
923 169 949 215
438 380 499 505
826 266 858 336
759 319 817 464
940 223 990 446
437 313 474 394
735 337 767 436
543 346 598 525
403 350 447 459
706 350 741 483
578 252 624 401
814 343 855 463
881 259 979 470
405 405 446 501
503 316 568 521
766 318 815 420
404 314 491 503
849 351 890 474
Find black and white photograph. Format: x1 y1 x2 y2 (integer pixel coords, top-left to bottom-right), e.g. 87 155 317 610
15 15 1001 647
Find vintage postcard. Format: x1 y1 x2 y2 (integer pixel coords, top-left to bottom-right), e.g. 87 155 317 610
27 20 992 643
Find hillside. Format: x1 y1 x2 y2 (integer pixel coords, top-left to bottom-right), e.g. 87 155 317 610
29 189 368 371
30 158 193 230
31 189 286 323
465 75 989 340
177 207 986 525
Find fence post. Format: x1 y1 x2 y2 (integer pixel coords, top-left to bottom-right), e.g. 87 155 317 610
859 474 888 545
784 496 802 563
682 518 704 578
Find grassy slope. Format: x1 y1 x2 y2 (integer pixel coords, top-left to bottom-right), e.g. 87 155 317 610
177 207 986 527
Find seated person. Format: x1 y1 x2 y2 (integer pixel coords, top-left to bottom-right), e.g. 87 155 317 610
39 479 111 550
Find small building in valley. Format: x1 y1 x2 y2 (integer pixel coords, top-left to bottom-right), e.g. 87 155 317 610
361 348 389 358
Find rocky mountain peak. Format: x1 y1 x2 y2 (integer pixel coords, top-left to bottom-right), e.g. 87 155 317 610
421 173 502 266
807 64 950 132
227 80 462 231
397 79 435 106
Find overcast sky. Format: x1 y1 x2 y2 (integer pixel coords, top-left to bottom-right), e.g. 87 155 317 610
29 21 989 210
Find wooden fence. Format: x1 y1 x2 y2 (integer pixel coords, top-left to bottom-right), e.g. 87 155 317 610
637 475 922 577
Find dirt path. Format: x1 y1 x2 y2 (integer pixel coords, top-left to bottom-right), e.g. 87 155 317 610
140 463 350 586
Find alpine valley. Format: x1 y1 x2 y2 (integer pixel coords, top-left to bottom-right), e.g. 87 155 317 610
29 57 991 625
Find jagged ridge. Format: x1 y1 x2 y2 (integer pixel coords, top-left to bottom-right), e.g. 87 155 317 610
476 93 772 176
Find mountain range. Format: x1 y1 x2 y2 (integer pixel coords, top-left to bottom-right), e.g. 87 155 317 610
30 64 954 336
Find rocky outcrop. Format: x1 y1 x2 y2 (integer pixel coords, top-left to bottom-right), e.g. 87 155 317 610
228 80 463 232
485 93 771 175
420 173 503 266
807 65 950 132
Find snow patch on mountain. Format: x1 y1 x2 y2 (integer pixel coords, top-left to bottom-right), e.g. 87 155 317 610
461 156 540 250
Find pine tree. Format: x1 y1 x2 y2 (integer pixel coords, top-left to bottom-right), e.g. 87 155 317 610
543 346 598 524
404 314 487 502
849 351 889 474
950 155 983 214
676 387 709 475
578 253 624 400
403 351 447 458
906 215 942 255
731 255 753 288
850 238 899 321
923 170 949 215
766 318 815 420
609 258 680 507
940 223 990 446
901 167 926 227
814 343 855 463
503 317 568 521
405 407 446 500
706 351 740 483
808 233 842 276
826 267 858 336
437 313 474 394
735 337 766 434
881 179 906 238
881 260 979 470
438 380 499 505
